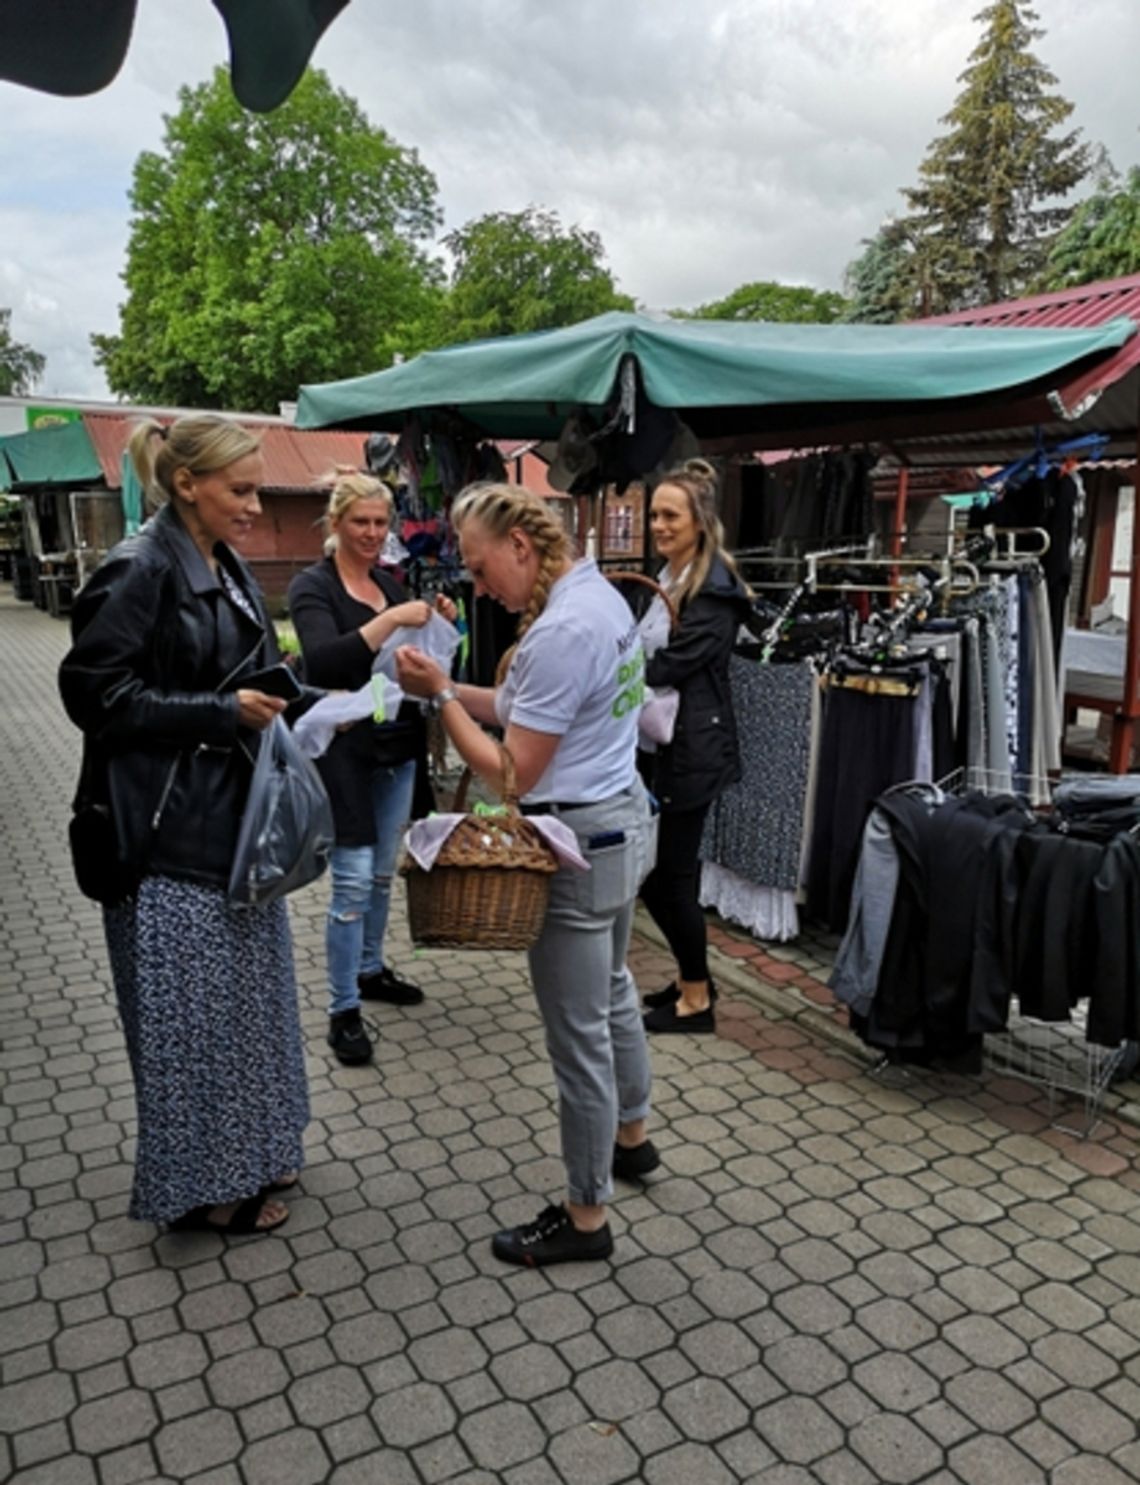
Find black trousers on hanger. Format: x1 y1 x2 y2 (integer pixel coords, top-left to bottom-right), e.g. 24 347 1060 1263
806 686 917 932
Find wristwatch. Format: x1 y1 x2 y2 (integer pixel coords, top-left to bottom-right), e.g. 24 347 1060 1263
428 685 458 713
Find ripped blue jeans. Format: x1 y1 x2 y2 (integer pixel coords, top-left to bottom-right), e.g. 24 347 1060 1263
326 760 416 1016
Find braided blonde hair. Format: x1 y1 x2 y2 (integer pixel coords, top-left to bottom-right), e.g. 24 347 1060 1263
652 457 749 610
450 482 575 684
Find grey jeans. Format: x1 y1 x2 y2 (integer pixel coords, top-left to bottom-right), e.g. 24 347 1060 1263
527 782 656 1207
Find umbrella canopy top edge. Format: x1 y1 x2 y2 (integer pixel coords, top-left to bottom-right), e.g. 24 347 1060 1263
295 310 1137 440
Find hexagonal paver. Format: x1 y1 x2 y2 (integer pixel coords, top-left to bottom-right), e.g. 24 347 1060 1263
574 1359 659 1421
849 1413 942 1484
595 1305 674 1358
1041 1388 1136 1454
944 1368 1036 1432
754 1396 843 1464
155 1408 242 1476
70 1389 159 1455
407 1326 489 1383
663 1378 749 1443
289 1365 373 1428
371 1382 456 1449
852 1353 940 1413
458 1401 546 1471
490 1342 572 1401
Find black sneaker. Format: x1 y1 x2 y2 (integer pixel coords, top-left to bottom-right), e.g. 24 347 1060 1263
613 1139 661 1181
327 1008 375 1065
491 1204 614 1267
642 979 718 1010
358 965 424 1006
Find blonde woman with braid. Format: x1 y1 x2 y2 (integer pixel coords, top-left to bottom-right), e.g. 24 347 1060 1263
396 483 658 1267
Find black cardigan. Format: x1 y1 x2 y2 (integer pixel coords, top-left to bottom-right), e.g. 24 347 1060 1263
287 557 425 846
645 555 753 812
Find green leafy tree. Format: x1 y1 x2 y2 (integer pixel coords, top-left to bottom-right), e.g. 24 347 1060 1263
92 68 444 410
842 220 945 323
441 208 634 344
0 309 46 395
902 0 1090 312
675 280 849 323
1039 163 1140 289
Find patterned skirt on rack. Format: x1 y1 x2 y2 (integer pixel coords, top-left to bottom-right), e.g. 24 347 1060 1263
104 874 310 1224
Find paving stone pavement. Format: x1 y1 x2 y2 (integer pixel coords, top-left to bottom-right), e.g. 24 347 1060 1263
2 589 1140 1485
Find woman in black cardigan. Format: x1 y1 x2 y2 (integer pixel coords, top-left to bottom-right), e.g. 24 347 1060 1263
639 459 752 1036
288 472 456 1065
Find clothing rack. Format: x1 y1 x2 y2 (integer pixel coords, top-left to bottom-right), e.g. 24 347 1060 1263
808 553 980 598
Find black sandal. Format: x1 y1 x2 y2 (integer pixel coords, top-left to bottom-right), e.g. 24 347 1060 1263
168 1192 289 1236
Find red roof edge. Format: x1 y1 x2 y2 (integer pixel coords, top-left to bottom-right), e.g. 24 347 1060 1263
914 273 1140 419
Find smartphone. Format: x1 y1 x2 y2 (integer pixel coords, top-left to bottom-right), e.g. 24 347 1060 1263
238 663 302 701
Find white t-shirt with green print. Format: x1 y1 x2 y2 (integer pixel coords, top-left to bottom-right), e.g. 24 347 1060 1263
494 559 643 804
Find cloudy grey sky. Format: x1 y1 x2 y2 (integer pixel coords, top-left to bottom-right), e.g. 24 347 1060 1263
2 0 1137 399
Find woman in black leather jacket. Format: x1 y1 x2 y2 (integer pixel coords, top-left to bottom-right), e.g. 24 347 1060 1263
639 459 752 1035
58 414 310 1237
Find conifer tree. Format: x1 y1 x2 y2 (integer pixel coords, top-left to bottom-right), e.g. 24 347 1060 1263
902 0 1089 311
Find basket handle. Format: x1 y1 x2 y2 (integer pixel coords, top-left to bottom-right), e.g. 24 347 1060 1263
606 569 678 631
452 740 518 814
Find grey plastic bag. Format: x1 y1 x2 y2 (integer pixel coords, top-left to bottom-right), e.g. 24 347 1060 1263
228 716 335 907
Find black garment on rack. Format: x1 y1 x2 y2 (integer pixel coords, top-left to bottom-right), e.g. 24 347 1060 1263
931 666 956 782
736 464 769 549
1015 570 1035 791
805 676 918 932
1042 472 1078 669
859 792 1027 1063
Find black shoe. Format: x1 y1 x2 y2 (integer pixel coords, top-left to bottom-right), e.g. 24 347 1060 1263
491 1204 614 1267
642 979 718 1010
643 998 716 1035
327 1008 375 1065
642 981 678 1009
613 1139 661 1181
358 965 424 1006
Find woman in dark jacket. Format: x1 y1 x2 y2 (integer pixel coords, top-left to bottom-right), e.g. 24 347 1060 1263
58 415 310 1236
287 472 456 1066
639 459 752 1035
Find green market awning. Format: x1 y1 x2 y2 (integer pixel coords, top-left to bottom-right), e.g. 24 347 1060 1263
0 421 104 492
296 310 1138 443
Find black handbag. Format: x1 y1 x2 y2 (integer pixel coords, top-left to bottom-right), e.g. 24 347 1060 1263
68 801 139 907
67 753 181 908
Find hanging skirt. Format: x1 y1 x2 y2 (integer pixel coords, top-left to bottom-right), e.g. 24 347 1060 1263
104 874 310 1224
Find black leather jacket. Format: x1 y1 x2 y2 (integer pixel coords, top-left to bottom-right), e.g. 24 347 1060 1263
59 503 280 889
645 556 753 812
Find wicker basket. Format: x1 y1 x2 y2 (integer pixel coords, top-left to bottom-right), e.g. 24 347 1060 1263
402 745 559 950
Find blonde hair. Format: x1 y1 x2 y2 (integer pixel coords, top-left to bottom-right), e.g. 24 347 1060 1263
321 469 394 556
451 481 574 683
127 414 260 514
652 457 748 610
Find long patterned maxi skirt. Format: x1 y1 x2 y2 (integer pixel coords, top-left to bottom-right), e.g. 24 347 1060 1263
104 874 310 1224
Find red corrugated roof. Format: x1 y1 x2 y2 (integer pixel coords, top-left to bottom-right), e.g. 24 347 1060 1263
916 272 1140 331
916 273 1140 418
82 411 368 491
